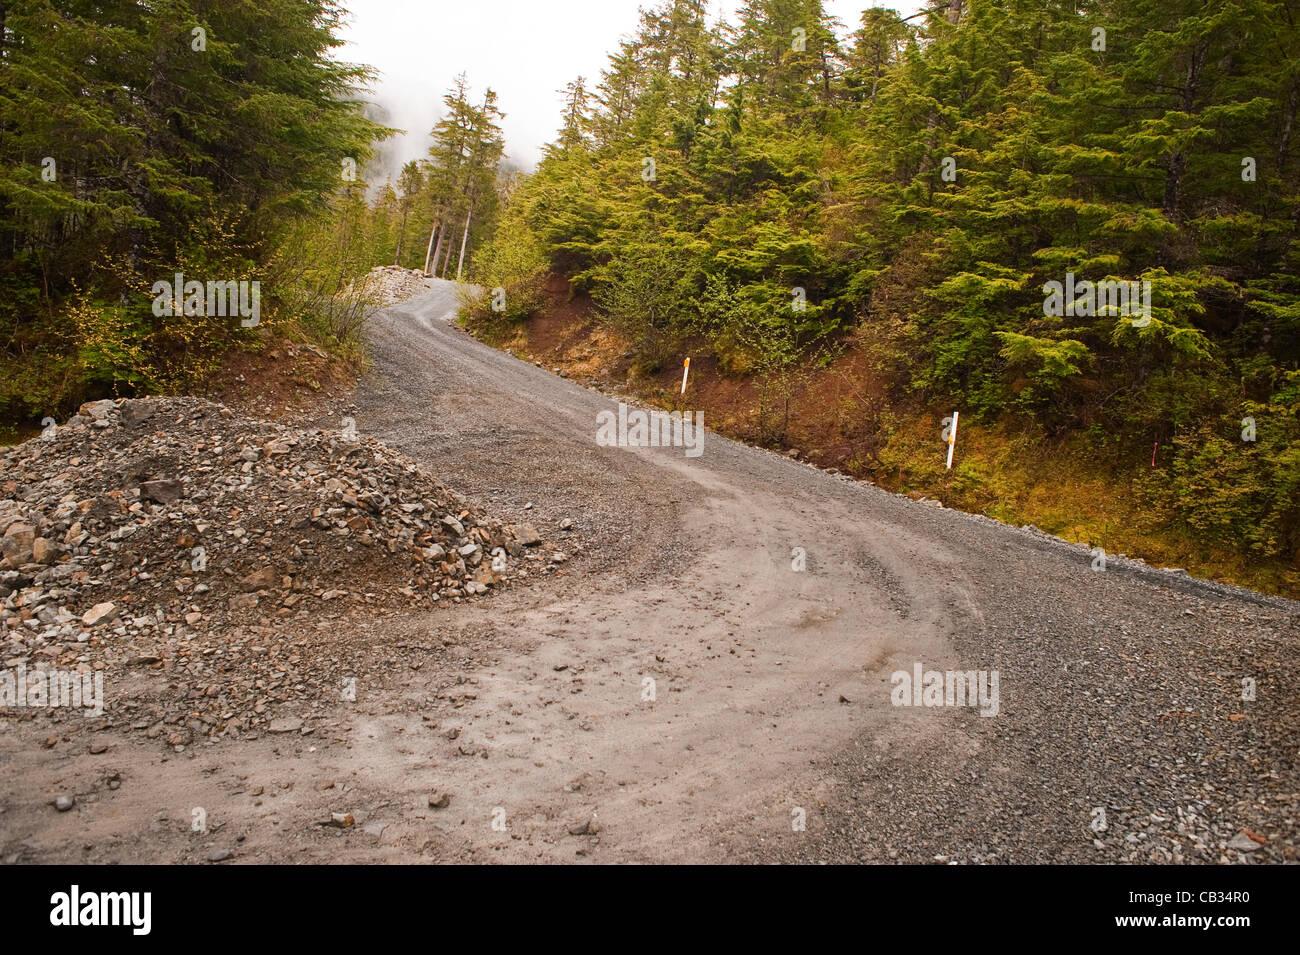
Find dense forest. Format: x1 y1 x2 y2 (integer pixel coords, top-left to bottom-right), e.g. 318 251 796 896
460 0 1300 590
0 0 393 418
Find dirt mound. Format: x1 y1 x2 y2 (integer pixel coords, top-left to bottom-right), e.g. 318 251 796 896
0 397 548 637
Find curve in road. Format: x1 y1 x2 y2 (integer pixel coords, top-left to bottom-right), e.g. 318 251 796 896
343 280 1298 864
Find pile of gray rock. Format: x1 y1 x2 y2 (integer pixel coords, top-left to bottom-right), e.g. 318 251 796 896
1 397 546 647
346 265 436 306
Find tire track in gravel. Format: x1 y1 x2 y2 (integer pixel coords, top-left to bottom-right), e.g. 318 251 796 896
332 280 1298 864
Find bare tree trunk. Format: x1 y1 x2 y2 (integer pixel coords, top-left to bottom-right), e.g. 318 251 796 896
1279 77 1299 167
422 220 440 276
432 223 447 276
456 210 473 281
437 233 454 277
946 0 962 25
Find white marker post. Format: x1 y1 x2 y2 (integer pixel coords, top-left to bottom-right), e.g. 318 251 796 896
946 411 959 470
681 357 690 395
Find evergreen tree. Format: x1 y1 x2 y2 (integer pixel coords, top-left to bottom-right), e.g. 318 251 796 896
0 0 388 415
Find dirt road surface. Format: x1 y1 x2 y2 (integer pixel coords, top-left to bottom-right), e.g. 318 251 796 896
4 279 1297 864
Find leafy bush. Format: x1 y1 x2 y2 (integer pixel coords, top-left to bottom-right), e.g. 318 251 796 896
459 213 549 339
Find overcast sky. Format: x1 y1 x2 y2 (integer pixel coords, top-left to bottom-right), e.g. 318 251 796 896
338 0 926 179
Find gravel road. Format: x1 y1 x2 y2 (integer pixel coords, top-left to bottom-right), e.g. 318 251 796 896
6 278 1294 864
339 281 1299 863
